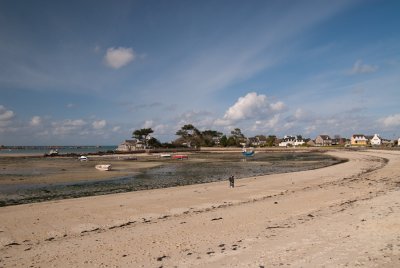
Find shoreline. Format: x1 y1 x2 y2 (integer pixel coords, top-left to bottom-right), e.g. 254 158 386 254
0 150 399 267
0 150 343 206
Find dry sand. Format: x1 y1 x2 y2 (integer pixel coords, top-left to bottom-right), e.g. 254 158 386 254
0 149 399 267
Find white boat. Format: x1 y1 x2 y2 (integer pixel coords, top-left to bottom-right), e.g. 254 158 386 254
95 164 111 171
48 149 59 156
79 156 88 161
160 153 171 158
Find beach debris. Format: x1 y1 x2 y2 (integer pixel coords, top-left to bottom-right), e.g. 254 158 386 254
5 242 20 247
266 225 292 230
156 255 168 261
211 217 223 221
142 218 151 223
81 227 100 234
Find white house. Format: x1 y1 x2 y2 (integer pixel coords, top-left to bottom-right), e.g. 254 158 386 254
398 137 400 146
279 135 305 147
116 139 144 152
370 134 382 146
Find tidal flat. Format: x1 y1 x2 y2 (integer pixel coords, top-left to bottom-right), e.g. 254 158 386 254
0 151 344 206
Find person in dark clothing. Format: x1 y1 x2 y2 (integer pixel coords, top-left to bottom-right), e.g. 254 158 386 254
229 175 235 188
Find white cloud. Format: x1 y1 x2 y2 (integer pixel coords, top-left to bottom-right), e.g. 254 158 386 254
104 47 135 69
30 116 42 126
142 120 154 129
270 101 285 112
66 103 75 108
215 92 285 126
380 114 400 127
0 105 15 121
112 126 121 132
92 120 107 129
350 60 378 74
52 119 87 135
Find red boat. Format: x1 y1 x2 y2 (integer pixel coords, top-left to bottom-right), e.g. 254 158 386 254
171 154 188 160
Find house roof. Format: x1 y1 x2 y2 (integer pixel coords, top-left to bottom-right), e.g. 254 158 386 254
318 135 331 140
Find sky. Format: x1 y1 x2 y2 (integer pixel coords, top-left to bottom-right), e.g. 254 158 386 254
0 0 399 145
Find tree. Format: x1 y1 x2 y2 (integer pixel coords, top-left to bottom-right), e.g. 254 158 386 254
175 124 201 148
266 135 277 147
220 135 228 147
229 128 246 147
132 128 154 148
147 137 161 148
201 130 223 146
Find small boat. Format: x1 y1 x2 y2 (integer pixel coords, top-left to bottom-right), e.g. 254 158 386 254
171 154 188 160
48 149 59 156
79 156 88 161
160 153 171 158
95 164 111 171
242 147 255 157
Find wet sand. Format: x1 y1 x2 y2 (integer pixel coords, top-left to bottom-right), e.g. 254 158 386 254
0 149 399 267
0 154 162 185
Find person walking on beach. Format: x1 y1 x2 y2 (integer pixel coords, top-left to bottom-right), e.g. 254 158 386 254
229 175 235 188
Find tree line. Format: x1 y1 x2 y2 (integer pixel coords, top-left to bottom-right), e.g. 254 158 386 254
132 124 277 148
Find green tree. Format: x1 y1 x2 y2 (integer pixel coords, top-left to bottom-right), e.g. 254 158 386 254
147 137 161 148
132 128 154 148
266 135 277 147
201 130 223 146
220 135 228 147
227 136 237 146
229 128 246 147
175 124 201 148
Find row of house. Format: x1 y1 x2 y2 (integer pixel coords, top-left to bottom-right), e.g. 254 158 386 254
312 134 395 147
277 134 398 147
117 134 400 152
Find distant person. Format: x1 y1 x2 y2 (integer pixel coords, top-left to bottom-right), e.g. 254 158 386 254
229 175 235 188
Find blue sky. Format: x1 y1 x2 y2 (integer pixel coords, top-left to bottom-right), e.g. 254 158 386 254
0 0 399 145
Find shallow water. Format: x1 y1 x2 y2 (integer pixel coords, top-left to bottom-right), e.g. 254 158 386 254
0 152 344 206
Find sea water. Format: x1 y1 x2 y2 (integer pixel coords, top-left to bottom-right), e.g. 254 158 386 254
0 146 117 155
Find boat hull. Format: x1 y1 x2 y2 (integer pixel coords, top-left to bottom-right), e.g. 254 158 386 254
95 164 111 171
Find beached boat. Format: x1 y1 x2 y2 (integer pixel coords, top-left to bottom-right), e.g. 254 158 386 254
160 153 171 158
242 147 255 157
95 164 111 171
171 154 188 160
79 156 88 161
48 149 59 156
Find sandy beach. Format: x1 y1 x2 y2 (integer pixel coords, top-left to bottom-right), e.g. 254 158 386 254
0 149 399 267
